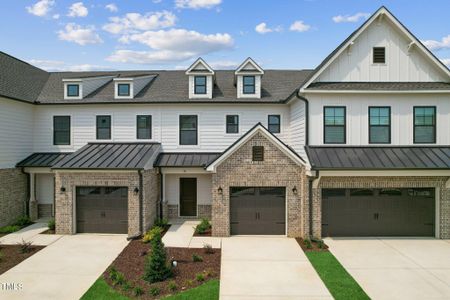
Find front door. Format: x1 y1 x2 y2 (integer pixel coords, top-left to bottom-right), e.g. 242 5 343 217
180 178 197 216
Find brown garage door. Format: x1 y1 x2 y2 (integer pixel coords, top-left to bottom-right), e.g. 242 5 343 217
76 187 128 234
230 187 285 235
322 188 435 237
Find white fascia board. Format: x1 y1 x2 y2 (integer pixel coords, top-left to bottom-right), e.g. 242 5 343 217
186 58 215 75
235 57 264 75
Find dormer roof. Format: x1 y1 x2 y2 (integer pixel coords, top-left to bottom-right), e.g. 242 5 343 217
235 57 264 75
185 58 215 75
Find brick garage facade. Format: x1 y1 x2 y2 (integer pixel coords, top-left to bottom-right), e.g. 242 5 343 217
211 132 307 237
0 168 27 227
311 176 450 239
165 204 212 219
54 170 159 237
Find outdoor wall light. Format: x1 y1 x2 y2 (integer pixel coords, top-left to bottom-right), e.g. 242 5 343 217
134 187 139 194
218 187 223 195
292 186 298 195
60 187 66 193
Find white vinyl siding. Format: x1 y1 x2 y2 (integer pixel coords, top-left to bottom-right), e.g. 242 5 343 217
0 97 34 168
307 93 450 146
165 174 212 205
289 99 307 158
36 173 54 205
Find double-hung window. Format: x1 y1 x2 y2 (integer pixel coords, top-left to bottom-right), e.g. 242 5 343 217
53 116 71 145
324 107 346 144
96 115 111 140
414 107 436 143
369 107 391 144
180 115 198 145
226 115 239 133
136 115 152 140
194 76 207 94
268 115 281 133
243 76 255 94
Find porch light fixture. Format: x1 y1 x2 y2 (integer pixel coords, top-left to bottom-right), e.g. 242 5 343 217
292 186 298 195
134 187 139 194
60 187 66 193
218 187 223 195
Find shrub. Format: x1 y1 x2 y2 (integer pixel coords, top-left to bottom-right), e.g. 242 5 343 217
192 254 203 262
168 281 177 292
109 267 119 281
48 219 55 231
185 279 194 287
317 240 325 249
196 273 205 282
142 226 163 244
133 286 144 297
122 282 132 292
143 231 172 283
303 239 313 249
0 225 20 234
203 243 214 254
18 239 33 253
14 216 32 227
195 218 211 234
149 287 160 296
113 272 126 286
154 218 169 228
204 269 213 277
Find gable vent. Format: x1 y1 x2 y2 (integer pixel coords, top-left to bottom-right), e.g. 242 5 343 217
373 47 386 64
252 146 264 161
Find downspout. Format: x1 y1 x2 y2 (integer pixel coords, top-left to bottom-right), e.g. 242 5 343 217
159 169 164 220
20 167 30 217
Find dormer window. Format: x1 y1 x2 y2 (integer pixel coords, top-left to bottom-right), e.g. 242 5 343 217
194 76 207 94
63 76 113 100
66 84 80 97
114 80 134 99
373 47 386 64
117 83 131 97
243 76 255 94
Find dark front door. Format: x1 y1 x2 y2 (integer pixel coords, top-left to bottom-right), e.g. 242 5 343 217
76 187 128 234
180 178 197 216
322 188 435 237
230 187 285 235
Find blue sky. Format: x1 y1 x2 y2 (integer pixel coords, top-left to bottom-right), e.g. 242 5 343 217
1 0 449 71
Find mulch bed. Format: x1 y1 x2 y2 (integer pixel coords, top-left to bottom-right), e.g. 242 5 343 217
296 238 329 252
41 229 55 235
0 245 45 275
103 240 221 299
193 229 212 237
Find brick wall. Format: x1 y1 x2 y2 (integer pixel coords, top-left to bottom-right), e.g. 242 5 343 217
142 169 159 231
312 176 450 239
211 132 307 237
165 204 212 220
0 168 27 227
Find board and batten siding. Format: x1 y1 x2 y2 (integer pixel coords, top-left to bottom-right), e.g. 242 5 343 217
36 173 54 205
316 19 448 82
165 174 212 205
0 98 34 168
32 104 291 153
307 93 450 146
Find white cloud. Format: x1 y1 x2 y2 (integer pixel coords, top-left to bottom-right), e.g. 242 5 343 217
67 2 88 17
289 20 311 32
53 14 60 19
423 35 450 51
175 0 221 9
29 59 113 71
58 23 103 45
332 12 370 23
103 11 176 34
26 0 54 17
108 29 233 64
441 58 450 67
255 22 282 34
105 3 118 12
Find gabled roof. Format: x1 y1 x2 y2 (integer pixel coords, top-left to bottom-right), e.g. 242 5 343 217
299 6 450 92
206 123 307 172
185 58 214 75
235 57 264 75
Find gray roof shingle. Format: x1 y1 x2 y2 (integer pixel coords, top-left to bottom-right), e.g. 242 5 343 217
306 82 450 91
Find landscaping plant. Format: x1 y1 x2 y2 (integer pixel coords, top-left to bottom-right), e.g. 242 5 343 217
195 273 205 282
143 231 172 283
195 218 211 234
168 281 178 292
304 239 313 249
154 218 169 228
192 254 203 262
48 219 55 231
142 226 163 243
133 286 144 297
18 239 33 253
149 287 160 296
0 225 20 234
203 243 214 254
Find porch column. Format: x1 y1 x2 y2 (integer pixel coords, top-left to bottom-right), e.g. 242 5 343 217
29 173 38 221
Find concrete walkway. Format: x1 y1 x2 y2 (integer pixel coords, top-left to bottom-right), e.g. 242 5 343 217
0 220 62 246
162 219 222 248
326 237 450 300
0 234 128 300
220 236 332 299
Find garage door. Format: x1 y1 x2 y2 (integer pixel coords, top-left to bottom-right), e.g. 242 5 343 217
230 187 285 235
322 188 435 237
76 187 128 234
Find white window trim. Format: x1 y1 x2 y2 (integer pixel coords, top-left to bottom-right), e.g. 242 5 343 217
64 82 82 100
135 113 153 141
95 114 114 141
178 113 201 148
224 113 241 135
51 114 74 149
267 114 282 134
114 80 134 99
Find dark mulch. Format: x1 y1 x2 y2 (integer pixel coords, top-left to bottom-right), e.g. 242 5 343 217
193 229 212 237
296 238 329 252
41 229 55 235
103 240 221 299
0 245 45 275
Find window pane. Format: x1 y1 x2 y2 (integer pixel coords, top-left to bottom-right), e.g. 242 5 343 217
370 126 389 143
67 84 79 97
414 107 435 143
322 189 346 198
243 85 255 94
324 126 345 143
350 189 374 196
226 115 239 133
194 76 206 94
268 115 280 133
118 84 130 96
243 76 255 85
180 115 197 145
180 131 197 145
54 116 70 145
334 108 345 117
180 116 197 130
379 189 402 196
195 76 206 85
415 126 434 143
97 116 111 139
137 115 151 139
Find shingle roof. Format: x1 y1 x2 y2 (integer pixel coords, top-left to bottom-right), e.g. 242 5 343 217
0 52 49 103
155 153 221 167
52 143 161 169
306 82 450 91
306 146 450 170
36 70 313 104
16 153 72 168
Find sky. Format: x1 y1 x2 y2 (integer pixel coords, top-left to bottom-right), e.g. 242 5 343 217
1 0 449 71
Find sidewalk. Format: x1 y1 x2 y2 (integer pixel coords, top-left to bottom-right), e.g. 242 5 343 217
0 219 62 246
162 219 222 248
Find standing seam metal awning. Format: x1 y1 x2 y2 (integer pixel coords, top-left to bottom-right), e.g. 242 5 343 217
16 153 73 168
155 153 221 167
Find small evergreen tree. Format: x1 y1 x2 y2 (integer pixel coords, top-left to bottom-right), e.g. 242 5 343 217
143 231 172 283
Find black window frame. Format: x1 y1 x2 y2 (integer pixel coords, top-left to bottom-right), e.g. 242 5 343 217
179 115 198 145
373 47 386 64
242 76 256 94
413 106 436 144
268 114 281 133
368 106 391 144
136 115 152 140
96 115 112 140
117 83 131 97
66 84 80 97
194 76 207 95
226 115 239 134
252 146 264 161
53 116 71 145
323 106 346 144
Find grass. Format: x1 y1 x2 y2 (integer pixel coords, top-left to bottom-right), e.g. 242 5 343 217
80 278 219 300
306 251 370 300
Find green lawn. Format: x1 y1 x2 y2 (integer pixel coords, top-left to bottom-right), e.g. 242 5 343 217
80 278 219 300
306 251 370 300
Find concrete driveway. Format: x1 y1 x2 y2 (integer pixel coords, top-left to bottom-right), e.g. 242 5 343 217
220 236 332 299
0 234 128 300
325 238 450 300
